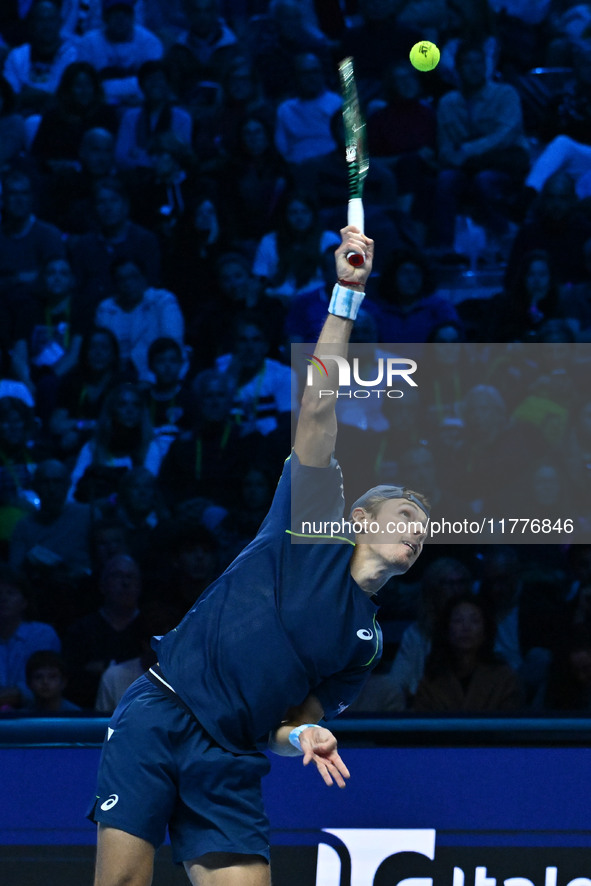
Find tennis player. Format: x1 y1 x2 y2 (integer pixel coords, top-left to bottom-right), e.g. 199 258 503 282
89 225 429 886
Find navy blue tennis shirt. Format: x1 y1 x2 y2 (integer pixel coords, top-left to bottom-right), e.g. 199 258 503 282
154 450 382 754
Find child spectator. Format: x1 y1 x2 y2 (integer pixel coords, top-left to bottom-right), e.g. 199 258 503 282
24 649 80 712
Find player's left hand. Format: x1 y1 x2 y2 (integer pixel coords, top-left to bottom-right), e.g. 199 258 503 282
300 726 350 788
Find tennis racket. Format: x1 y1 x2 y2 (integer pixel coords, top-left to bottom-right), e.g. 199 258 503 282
338 56 369 267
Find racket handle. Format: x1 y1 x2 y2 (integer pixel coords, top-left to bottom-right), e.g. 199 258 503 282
347 197 365 266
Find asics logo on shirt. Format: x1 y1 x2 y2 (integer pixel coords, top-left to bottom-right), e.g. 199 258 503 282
357 629 373 640
100 794 119 811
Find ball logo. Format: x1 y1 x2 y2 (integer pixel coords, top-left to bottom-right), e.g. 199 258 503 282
100 794 119 811
357 629 373 640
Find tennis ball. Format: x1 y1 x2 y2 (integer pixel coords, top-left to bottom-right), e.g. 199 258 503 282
410 41 440 72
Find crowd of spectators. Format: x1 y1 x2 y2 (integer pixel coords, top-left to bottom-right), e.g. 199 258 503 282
1 0 591 718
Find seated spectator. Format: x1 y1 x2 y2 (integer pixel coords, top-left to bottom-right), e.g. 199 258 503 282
215 55 275 157
143 337 193 442
0 564 61 710
544 626 591 711
172 0 240 84
490 249 565 341
3 0 79 115
24 649 80 712
376 248 461 343
505 172 591 288
383 557 474 710
559 236 591 339
215 464 277 565
431 41 530 252
10 256 84 423
0 169 66 304
30 61 119 171
115 59 192 170
0 396 44 549
413 592 523 712
94 598 181 712
94 465 168 569
62 552 144 707
157 369 256 510
147 518 221 608
252 189 340 303
218 113 289 248
215 311 296 439
49 326 133 458
39 126 118 234
9 459 92 597
95 256 184 383
68 176 161 313
244 0 334 102
0 76 27 171
274 52 342 167
76 0 163 107
367 60 437 226
68 381 167 503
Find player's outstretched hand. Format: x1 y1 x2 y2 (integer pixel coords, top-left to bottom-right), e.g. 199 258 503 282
335 226 374 288
300 726 350 788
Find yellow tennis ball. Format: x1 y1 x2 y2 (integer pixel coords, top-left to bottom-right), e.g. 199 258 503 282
410 41 440 72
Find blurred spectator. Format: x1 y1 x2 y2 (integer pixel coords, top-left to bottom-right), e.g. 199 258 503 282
252 189 339 303
94 256 184 382
376 248 461 342
76 0 163 107
366 61 437 227
544 626 591 711
94 598 181 712
244 0 335 102
0 564 60 709
491 249 565 341
9 458 92 587
157 368 256 510
115 59 192 170
24 649 80 712
0 169 66 303
10 256 84 422
3 0 79 115
173 0 240 83
68 381 167 503
559 236 591 339
49 326 132 458
30 61 118 170
68 176 161 313
216 464 275 561
215 310 296 438
0 396 44 550
62 552 143 707
215 55 275 155
505 171 591 287
413 592 523 712
150 518 221 608
39 126 118 234
219 113 289 247
274 52 342 167
384 557 474 710
437 0 498 86
432 42 530 252
143 337 193 441
0 76 27 170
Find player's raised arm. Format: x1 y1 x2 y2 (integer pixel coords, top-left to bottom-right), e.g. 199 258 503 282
293 226 374 468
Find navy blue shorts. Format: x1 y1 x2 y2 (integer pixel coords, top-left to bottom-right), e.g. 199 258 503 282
87 675 271 864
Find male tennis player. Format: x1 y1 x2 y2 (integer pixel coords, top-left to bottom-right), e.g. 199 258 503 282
89 226 429 886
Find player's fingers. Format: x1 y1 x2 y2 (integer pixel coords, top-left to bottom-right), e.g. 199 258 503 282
320 757 348 788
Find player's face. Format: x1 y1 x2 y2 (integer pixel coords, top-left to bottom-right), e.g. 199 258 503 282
356 498 427 573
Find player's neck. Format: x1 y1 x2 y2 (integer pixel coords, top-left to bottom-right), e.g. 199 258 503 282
349 547 395 597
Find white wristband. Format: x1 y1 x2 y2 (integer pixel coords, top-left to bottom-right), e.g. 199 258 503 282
328 283 365 321
288 723 317 752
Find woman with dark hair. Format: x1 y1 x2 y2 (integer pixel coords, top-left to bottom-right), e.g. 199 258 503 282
493 248 564 341
413 592 523 712
30 61 118 167
252 189 339 303
68 381 166 504
0 76 27 171
49 327 135 459
378 248 462 342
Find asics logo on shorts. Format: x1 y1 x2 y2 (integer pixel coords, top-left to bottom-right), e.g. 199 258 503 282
100 794 119 811
357 629 373 640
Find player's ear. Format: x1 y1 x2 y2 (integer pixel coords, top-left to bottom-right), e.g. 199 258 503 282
351 507 369 528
